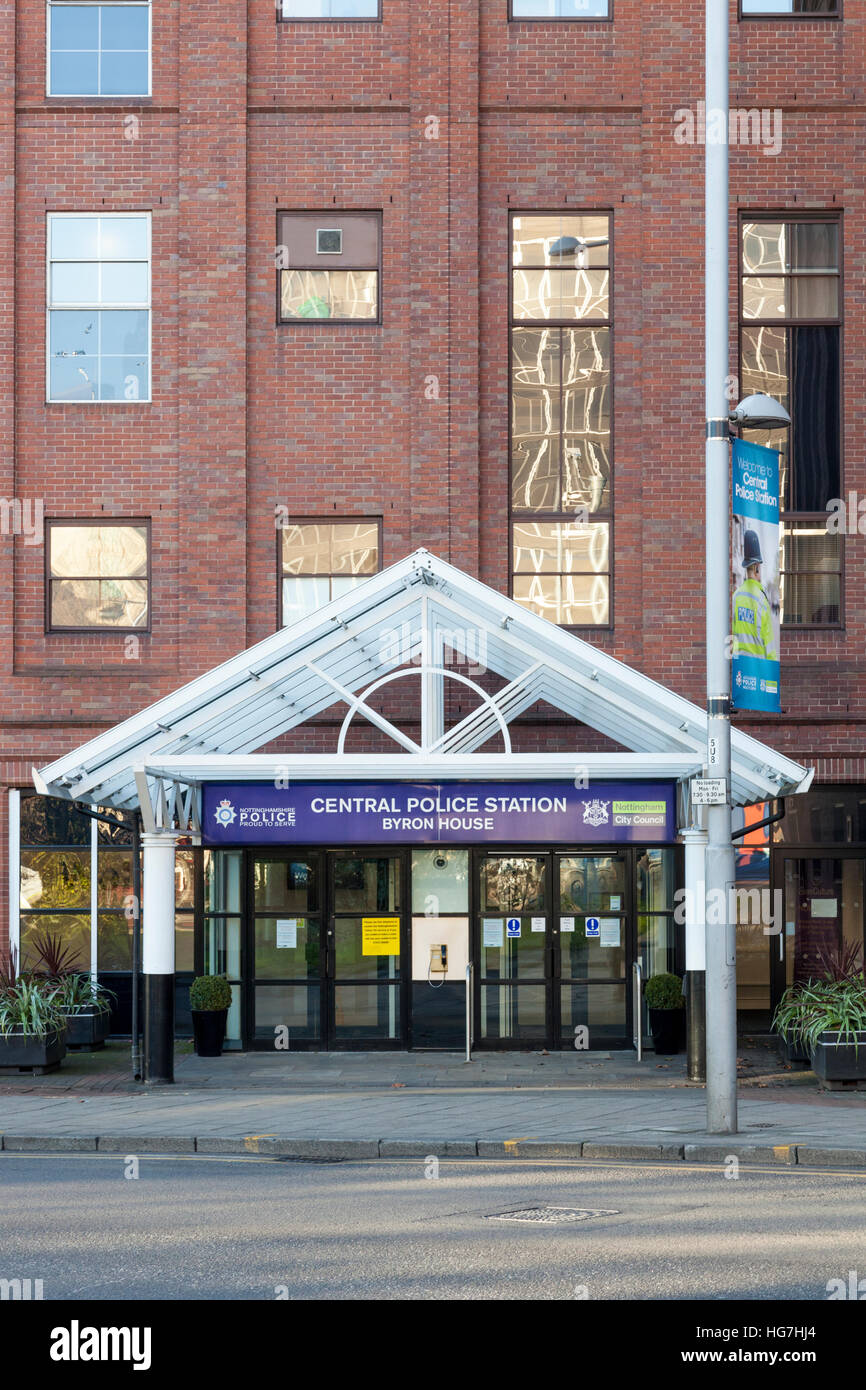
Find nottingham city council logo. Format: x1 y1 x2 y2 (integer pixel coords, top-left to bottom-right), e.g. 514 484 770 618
582 798 610 828
213 799 237 828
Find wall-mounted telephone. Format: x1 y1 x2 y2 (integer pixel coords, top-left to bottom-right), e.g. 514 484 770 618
429 944 448 974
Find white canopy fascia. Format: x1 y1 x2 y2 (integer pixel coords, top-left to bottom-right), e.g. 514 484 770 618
33 548 813 815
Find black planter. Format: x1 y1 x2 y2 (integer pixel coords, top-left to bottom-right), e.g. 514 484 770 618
192 1009 228 1058
64 1008 110 1050
649 1007 684 1055
778 1033 811 1068
811 1030 866 1086
0 1028 66 1073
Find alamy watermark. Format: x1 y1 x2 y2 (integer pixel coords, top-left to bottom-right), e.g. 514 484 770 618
674 102 782 158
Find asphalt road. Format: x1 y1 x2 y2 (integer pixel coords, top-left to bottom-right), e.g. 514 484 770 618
1 1152 865 1301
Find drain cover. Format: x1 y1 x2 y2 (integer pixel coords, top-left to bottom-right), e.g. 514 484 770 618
486 1206 619 1225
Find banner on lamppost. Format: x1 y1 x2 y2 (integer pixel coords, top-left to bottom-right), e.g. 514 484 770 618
731 437 781 713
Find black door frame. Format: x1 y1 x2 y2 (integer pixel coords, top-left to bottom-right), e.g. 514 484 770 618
470 844 639 1052
243 845 411 1051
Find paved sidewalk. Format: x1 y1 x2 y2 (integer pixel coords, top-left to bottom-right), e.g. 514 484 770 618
0 1044 862 1167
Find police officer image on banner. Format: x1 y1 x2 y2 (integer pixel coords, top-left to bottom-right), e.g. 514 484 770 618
732 528 777 662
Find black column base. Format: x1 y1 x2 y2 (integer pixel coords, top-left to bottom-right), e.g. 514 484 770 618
144 973 175 1085
686 970 707 1083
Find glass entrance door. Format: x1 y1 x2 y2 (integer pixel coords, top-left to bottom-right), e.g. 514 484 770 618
248 850 407 1050
475 850 634 1049
478 854 552 1045
326 852 406 1049
558 852 630 1048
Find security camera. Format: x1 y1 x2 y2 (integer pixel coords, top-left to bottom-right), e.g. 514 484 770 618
434 854 447 869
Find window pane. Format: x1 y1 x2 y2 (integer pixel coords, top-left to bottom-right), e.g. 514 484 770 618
512 327 562 511
562 328 611 510
513 572 610 625
20 914 91 972
20 849 90 910
282 524 330 573
99 351 149 402
790 326 840 508
51 217 100 260
176 914 195 972
280 269 378 319
331 523 379 575
781 525 840 575
283 0 379 15
175 850 195 909
742 222 785 275
254 857 319 913
99 309 149 355
97 849 133 908
100 217 149 261
282 575 329 623
50 52 99 95
51 6 99 48
50 524 148 578
51 578 148 628
101 6 150 48
19 794 91 848
513 268 609 321
512 520 610 572
101 262 149 305
51 263 100 305
781 570 841 626
512 215 610 269
254 985 321 1042
742 0 838 12
97 911 132 970
743 275 838 321
790 221 839 272
255 918 320 980
101 51 149 95
204 851 243 914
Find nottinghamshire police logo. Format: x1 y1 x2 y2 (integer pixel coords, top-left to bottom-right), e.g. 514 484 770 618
213 799 237 828
582 798 610 828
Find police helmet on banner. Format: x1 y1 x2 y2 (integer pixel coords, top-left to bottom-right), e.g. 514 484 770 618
743 530 763 568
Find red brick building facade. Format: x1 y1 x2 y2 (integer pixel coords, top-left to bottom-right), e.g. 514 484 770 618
2 1 863 1047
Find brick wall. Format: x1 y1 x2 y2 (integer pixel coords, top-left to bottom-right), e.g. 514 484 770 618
2 0 865 949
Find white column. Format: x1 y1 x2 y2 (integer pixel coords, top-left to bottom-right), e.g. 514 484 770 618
683 827 709 972
142 831 176 1083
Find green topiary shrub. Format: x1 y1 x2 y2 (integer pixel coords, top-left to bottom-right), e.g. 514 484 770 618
190 975 232 1012
645 972 684 1011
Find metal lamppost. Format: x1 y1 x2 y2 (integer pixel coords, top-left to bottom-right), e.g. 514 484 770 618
703 0 790 1133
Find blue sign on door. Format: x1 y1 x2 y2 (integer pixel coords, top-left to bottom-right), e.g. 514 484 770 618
585 917 600 938
506 918 521 938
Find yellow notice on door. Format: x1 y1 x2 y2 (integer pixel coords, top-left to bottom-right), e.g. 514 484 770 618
362 917 401 956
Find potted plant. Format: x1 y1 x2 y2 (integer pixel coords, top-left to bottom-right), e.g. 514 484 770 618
0 975 68 1073
190 975 232 1058
645 972 685 1055
774 975 866 1088
29 931 115 1050
50 973 115 1050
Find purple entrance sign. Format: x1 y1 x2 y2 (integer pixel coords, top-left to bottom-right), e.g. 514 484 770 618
202 782 676 846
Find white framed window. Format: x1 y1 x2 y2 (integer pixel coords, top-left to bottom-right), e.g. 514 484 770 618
47 212 151 403
47 2 152 98
281 1 380 18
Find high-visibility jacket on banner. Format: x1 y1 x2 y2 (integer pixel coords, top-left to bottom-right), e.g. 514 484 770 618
732 577 776 660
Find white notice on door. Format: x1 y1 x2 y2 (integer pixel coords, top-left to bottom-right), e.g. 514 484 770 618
599 918 621 948
810 899 838 918
560 916 575 933
483 918 504 948
531 917 546 933
276 919 298 949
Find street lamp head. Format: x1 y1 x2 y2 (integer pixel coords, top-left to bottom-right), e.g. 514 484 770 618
729 393 792 431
